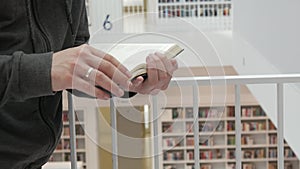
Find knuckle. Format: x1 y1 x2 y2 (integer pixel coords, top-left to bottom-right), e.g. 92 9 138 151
78 44 89 56
160 73 168 80
64 73 73 85
102 60 110 70
96 72 105 80
69 60 77 70
162 84 168 90
153 55 160 62
81 44 89 49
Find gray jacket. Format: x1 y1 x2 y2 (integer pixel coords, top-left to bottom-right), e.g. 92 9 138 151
0 0 89 168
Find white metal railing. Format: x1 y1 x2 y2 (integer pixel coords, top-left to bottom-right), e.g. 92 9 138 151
68 74 300 169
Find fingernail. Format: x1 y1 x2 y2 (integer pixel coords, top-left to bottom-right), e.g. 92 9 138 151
137 79 143 86
127 81 133 88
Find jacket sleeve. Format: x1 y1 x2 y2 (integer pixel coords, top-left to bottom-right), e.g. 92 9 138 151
74 2 90 47
0 51 54 106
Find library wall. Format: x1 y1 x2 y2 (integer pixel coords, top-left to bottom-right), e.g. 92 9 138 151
232 0 300 158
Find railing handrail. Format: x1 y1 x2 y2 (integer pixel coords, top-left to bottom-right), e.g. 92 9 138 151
169 74 300 86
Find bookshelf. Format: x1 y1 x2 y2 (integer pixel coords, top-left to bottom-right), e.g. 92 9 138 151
159 106 300 169
157 0 232 18
154 0 232 30
48 110 87 169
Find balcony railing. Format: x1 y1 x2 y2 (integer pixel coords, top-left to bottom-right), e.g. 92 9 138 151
68 74 300 169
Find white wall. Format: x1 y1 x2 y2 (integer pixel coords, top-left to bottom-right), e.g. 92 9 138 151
232 0 300 157
89 0 123 34
234 0 300 74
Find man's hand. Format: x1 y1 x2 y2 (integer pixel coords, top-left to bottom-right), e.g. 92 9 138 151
129 52 178 95
51 44 132 100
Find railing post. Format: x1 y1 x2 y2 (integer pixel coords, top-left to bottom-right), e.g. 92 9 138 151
235 85 242 169
193 85 200 169
277 83 284 169
152 96 160 169
67 92 78 169
110 98 118 169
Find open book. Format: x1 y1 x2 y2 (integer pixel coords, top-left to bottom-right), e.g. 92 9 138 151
91 43 184 98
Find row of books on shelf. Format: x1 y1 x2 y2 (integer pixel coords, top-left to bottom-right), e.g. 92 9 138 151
185 149 224 160
228 149 266 159
230 163 293 169
62 111 83 122
164 149 296 161
188 164 213 169
197 108 224 119
228 136 235 145
163 122 273 133
158 0 231 3
159 5 231 18
229 135 255 145
55 140 85 150
164 151 184 161
217 106 265 118
243 149 265 159
164 149 297 164
241 107 265 117
227 121 235 131
269 163 293 169
228 134 284 146
242 122 266 131
63 126 85 136
187 137 215 146
269 135 277 144
237 163 294 169
199 122 225 132
269 148 296 158
163 138 184 147
165 106 265 120
226 107 265 118
49 153 85 162
242 136 255 145
164 164 212 169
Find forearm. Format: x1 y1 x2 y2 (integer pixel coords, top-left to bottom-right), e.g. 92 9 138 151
0 51 54 106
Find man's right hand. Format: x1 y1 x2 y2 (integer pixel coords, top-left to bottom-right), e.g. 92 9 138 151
51 44 132 100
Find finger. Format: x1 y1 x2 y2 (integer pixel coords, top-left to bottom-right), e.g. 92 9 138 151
128 76 144 93
152 54 169 87
88 69 125 97
161 76 172 90
145 54 159 91
88 46 132 78
132 76 144 86
155 52 174 75
86 57 132 90
150 89 160 95
73 78 111 100
171 59 179 72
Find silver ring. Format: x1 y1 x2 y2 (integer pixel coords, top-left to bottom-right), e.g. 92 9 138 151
85 67 94 78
